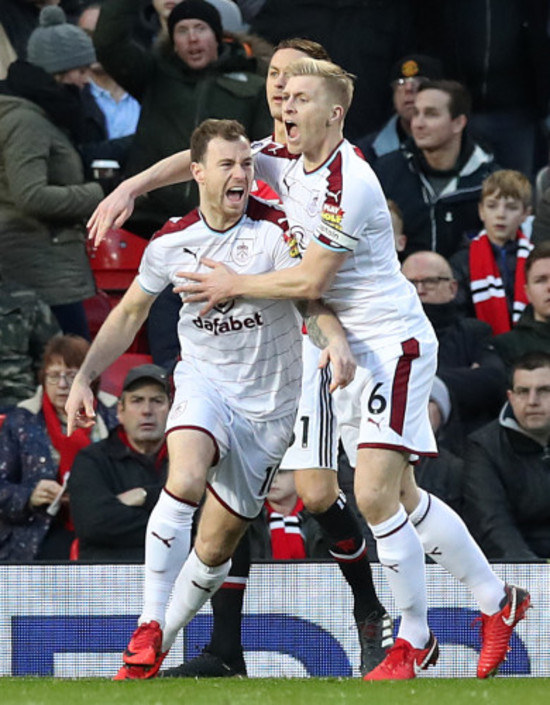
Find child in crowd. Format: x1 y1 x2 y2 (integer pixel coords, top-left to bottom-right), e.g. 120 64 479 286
450 170 533 335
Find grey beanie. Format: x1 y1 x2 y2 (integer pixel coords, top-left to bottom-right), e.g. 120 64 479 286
27 5 96 75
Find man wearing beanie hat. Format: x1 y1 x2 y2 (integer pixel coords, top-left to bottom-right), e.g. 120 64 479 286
167 0 223 49
93 0 271 238
357 53 443 164
27 4 96 77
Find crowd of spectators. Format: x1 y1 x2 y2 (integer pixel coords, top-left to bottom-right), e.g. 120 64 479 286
1 0 550 566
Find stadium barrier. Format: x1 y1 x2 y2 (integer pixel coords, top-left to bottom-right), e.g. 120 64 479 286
0 562 547 678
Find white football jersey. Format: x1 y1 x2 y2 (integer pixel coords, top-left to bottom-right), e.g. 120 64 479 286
138 197 303 421
253 138 435 355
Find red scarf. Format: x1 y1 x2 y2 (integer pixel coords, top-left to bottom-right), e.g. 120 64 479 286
42 392 93 530
469 230 532 335
265 499 306 559
42 392 93 483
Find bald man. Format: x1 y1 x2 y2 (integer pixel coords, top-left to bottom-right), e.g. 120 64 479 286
402 251 506 437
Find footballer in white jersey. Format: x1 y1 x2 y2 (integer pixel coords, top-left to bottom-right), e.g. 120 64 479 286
252 137 438 461
138 196 302 423
253 137 435 357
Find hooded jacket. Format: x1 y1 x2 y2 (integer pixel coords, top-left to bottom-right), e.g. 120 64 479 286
374 136 497 259
463 401 550 561
0 61 103 305
94 0 271 235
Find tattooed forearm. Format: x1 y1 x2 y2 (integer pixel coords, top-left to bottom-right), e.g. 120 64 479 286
305 314 329 349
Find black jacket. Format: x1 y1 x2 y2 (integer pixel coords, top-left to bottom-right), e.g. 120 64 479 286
94 0 271 235
423 301 507 436
374 137 496 258
492 306 550 370
69 428 167 562
463 402 550 560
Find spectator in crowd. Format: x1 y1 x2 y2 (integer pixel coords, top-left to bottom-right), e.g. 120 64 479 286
492 242 550 369
415 0 550 180
374 80 497 259
450 170 533 335
463 350 550 561
0 273 61 411
0 334 117 562
248 469 328 560
77 1 140 170
357 53 443 165
93 0 272 237
402 250 507 438
0 5 107 338
69 364 170 561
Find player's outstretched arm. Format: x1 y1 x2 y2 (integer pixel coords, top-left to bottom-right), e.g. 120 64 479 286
87 150 193 246
65 279 156 435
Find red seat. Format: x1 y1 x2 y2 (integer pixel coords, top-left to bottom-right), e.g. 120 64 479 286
0 414 6 430
100 353 153 397
83 290 113 340
87 229 150 353
87 228 147 293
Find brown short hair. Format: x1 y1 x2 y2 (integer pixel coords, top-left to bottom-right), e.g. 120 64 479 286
190 119 249 164
417 79 471 119
274 38 331 62
285 58 355 115
481 170 533 209
525 241 550 280
510 350 550 389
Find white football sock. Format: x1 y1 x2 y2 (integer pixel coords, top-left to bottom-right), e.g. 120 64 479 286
140 489 198 627
162 549 231 651
370 506 429 648
410 490 505 615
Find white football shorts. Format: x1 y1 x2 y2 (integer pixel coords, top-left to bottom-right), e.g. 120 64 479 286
166 364 295 519
280 335 338 471
334 336 438 467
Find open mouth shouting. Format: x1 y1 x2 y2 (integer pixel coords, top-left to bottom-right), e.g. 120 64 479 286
285 120 299 144
225 185 246 205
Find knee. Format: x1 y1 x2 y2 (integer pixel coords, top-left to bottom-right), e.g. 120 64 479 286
355 484 396 526
298 484 338 514
165 465 207 505
195 530 240 567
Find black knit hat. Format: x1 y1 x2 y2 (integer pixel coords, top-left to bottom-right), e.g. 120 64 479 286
167 0 223 44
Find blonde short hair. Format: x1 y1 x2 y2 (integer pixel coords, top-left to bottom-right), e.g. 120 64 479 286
481 170 533 209
285 58 355 115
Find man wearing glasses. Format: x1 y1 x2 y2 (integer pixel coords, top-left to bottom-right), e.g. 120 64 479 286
402 250 506 437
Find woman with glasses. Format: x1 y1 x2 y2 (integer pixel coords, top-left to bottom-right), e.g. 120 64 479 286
0 334 117 561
